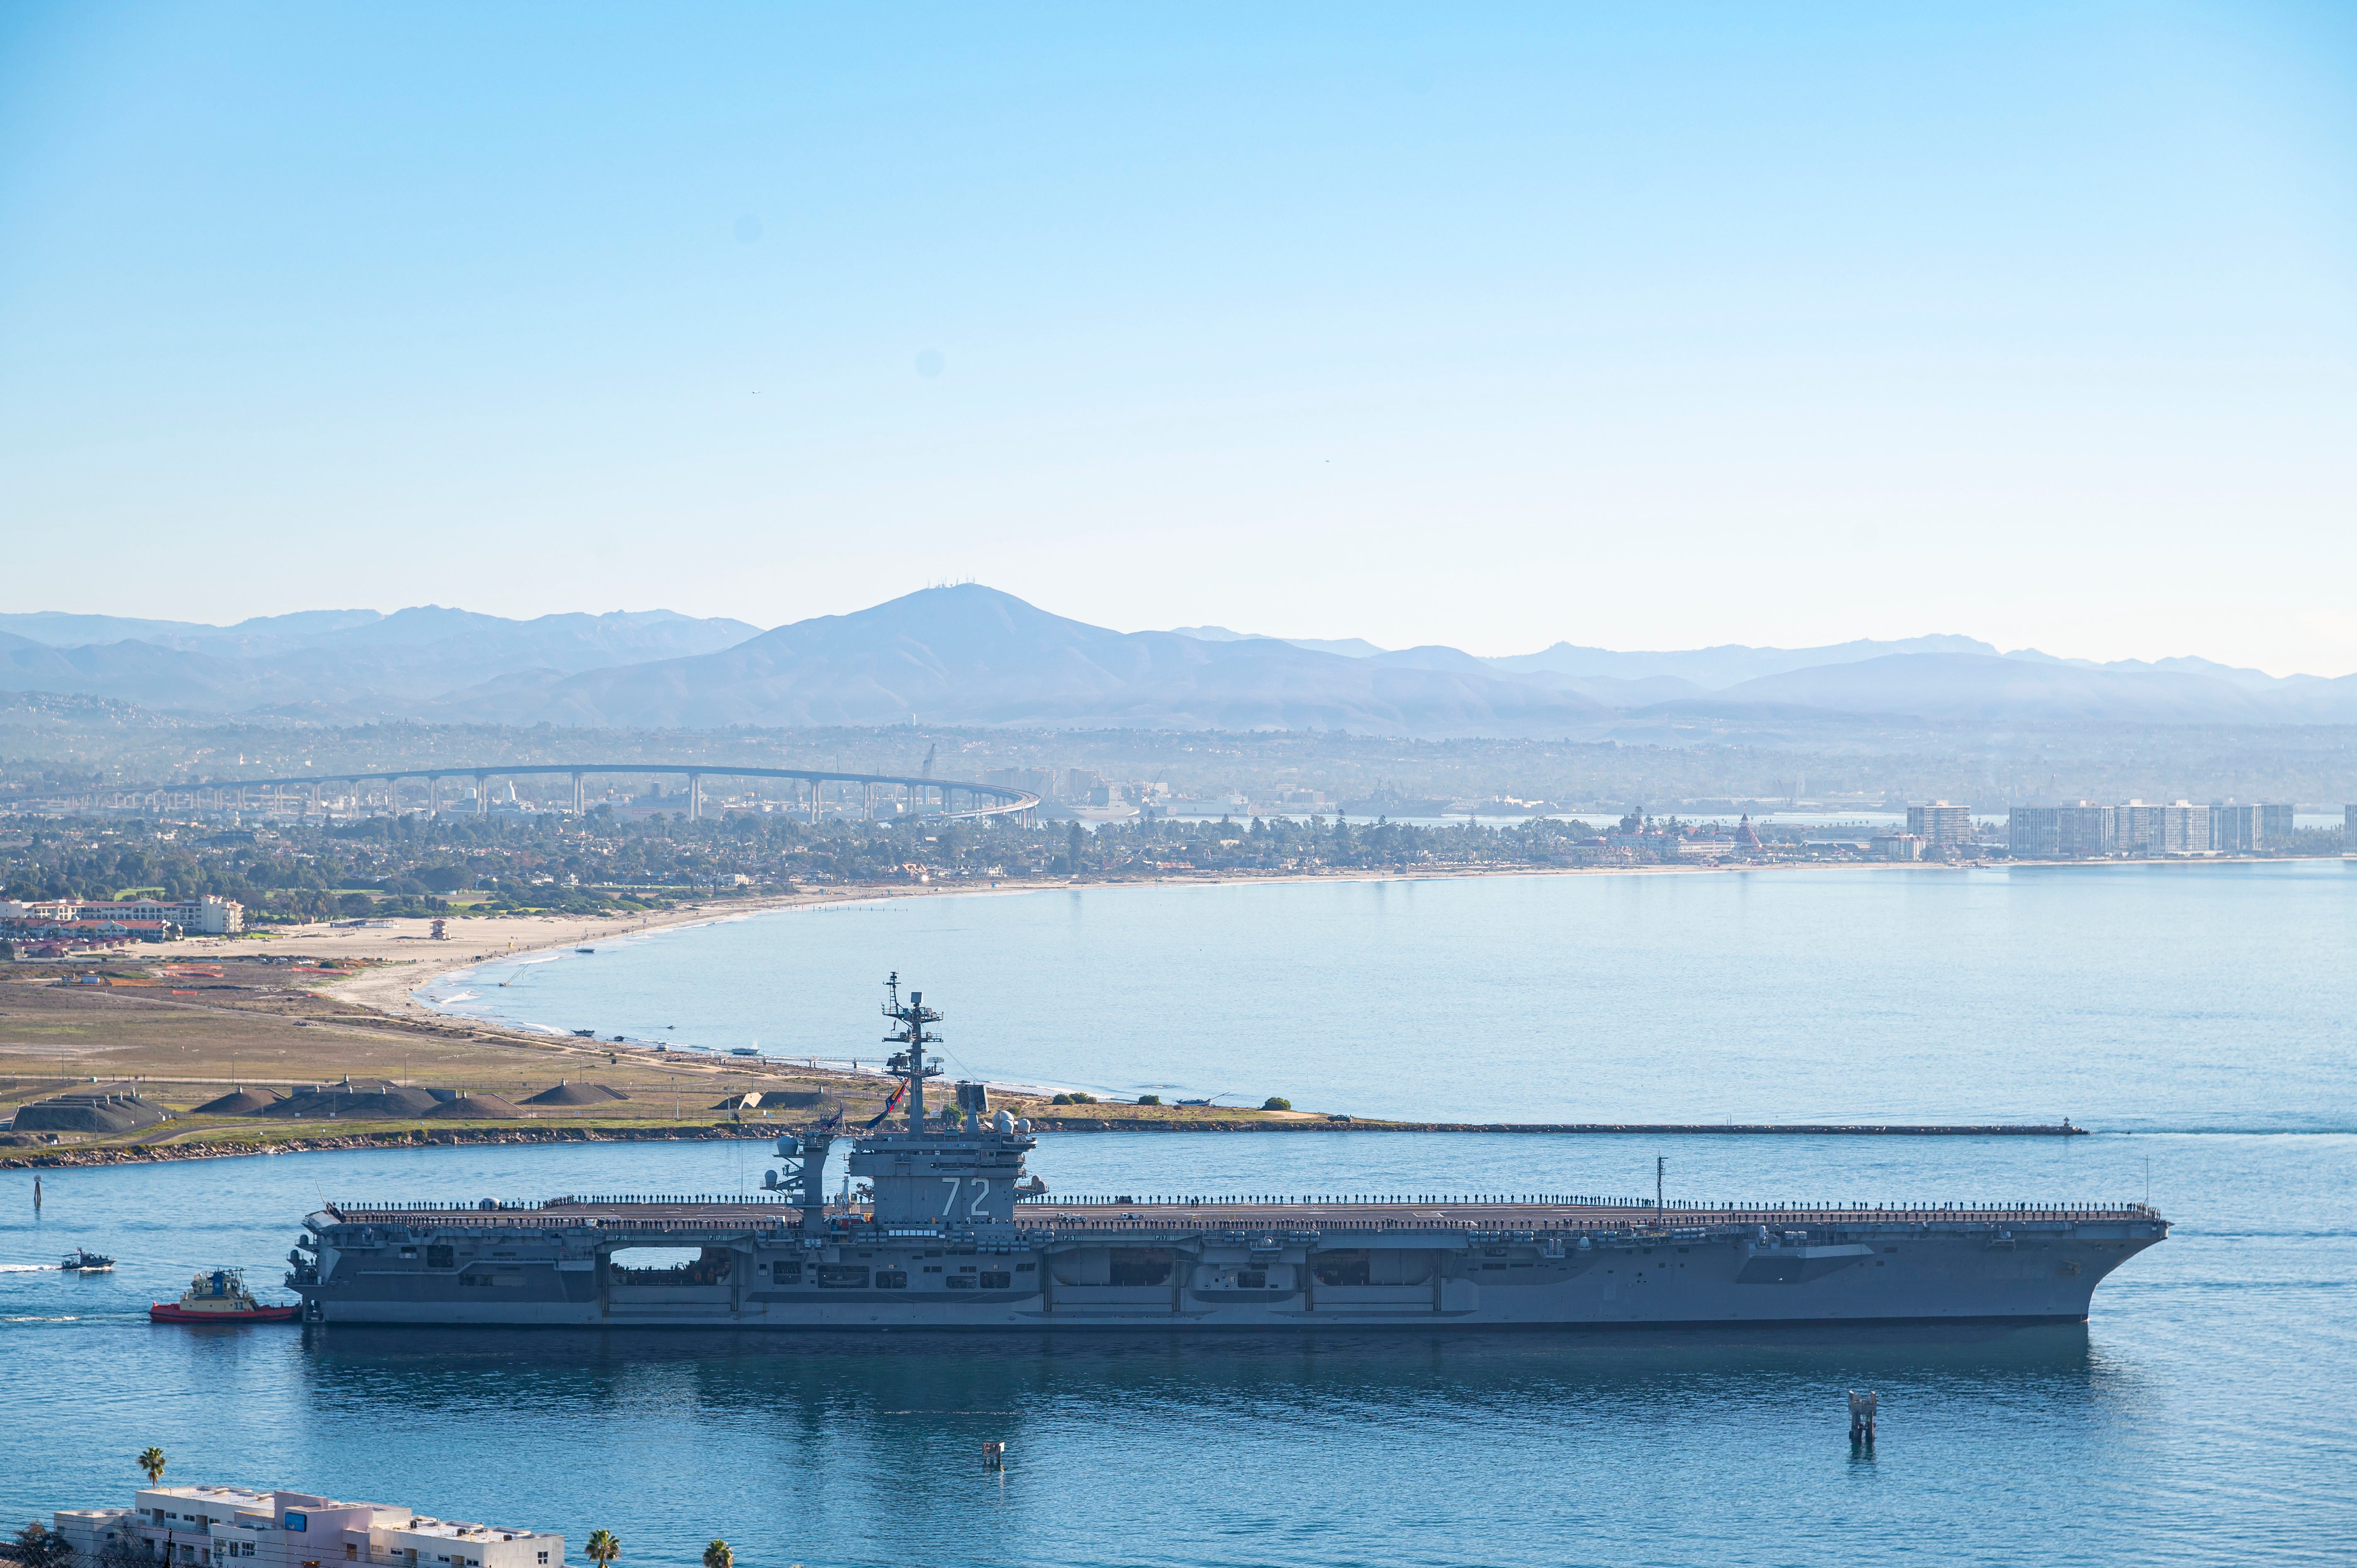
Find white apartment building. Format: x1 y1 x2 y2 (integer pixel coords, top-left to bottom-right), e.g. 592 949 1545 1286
46 1486 560 1568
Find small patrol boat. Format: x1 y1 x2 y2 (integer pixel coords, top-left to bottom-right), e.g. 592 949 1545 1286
151 1267 300 1323
60 1247 115 1272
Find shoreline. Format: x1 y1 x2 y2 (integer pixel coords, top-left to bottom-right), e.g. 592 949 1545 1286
86 855 2316 1154
0 1117 2092 1171
326 855 2184 1035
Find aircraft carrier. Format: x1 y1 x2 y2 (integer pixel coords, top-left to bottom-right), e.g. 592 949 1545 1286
285 979 2166 1329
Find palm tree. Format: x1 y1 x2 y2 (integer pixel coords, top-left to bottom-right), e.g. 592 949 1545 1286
585 1531 619 1568
138 1448 167 1486
702 1542 731 1568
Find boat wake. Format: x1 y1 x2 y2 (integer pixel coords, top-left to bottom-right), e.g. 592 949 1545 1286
0 1264 59 1273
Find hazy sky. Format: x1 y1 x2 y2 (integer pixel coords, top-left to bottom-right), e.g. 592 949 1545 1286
4 4 2354 671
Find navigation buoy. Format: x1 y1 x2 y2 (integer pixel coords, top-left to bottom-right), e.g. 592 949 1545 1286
981 1440 1007 1468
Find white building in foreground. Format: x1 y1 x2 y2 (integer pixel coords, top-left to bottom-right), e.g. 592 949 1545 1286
46 1486 561 1568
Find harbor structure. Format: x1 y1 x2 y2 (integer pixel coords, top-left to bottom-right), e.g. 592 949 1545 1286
44 1487 560 1568
280 981 2167 1331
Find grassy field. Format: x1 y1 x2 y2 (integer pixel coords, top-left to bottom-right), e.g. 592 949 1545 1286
0 965 1303 1152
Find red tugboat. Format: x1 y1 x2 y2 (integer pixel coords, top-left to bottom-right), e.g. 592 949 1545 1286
151 1267 300 1324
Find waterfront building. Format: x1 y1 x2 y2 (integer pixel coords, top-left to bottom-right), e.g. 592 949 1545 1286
1870 833 1924 861
2010 800 2319 857
46 1486 561 1568
1672 837 1740 858
2157 802 2213 854
2008 804 2119 858
2111 801 2211 854
0 895 241 934
2111 801 2213 854
2211 803 2261 852
2209 802 2295 851
1905 802 1972 850
2348 804 2356 853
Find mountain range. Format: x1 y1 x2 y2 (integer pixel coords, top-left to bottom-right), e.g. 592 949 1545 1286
3 588 2354 735
0 608 759 716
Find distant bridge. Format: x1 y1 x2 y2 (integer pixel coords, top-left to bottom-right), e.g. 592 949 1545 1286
84 764 1041 824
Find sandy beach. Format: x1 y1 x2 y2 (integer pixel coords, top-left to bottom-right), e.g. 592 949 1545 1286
159 857 2023 1028
161 885 920 1020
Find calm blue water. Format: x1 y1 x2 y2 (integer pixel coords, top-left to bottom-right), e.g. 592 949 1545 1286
9 867 2355 1566
2 1130 2352 1567
427 862 2357 1131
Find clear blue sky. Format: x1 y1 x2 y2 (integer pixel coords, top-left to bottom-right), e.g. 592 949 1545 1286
4 4 2353 671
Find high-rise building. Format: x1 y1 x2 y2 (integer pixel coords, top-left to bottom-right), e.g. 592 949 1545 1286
2058 805 2117 856
2152 802 2212 853
2211 803 2261 852
2008 807 2060 857
2118 801 2162 853
1907 801 1973 850
2021 800 2297 857
2008 803 2118 857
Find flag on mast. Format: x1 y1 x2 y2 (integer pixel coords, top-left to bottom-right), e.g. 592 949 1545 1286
863 1078 909 1129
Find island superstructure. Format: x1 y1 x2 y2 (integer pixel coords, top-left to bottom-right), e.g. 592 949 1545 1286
285 977 2166 1329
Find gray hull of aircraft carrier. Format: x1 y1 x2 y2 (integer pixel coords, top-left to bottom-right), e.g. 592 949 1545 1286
289 1191 2164 1329
284 982 2166 1329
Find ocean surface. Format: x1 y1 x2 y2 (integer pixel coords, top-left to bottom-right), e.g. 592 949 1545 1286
2 1131 2352 1567
425 862 2357 1132
7 864 2353 1566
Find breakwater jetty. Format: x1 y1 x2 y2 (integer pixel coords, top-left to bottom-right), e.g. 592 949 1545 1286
1033 1119 2088 1136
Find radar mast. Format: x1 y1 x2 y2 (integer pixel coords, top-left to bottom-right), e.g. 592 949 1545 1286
882 971 943 1130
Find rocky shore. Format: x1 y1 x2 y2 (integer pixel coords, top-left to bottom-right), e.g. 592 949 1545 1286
0 1120 781 1169
3 1115 2087 1168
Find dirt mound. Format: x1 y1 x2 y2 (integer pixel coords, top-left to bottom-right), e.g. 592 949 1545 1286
522 1079 630 1106
425 1094 525 1120
14 1086 169 1134
263 1086 441 1120
192 1088 286 1115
